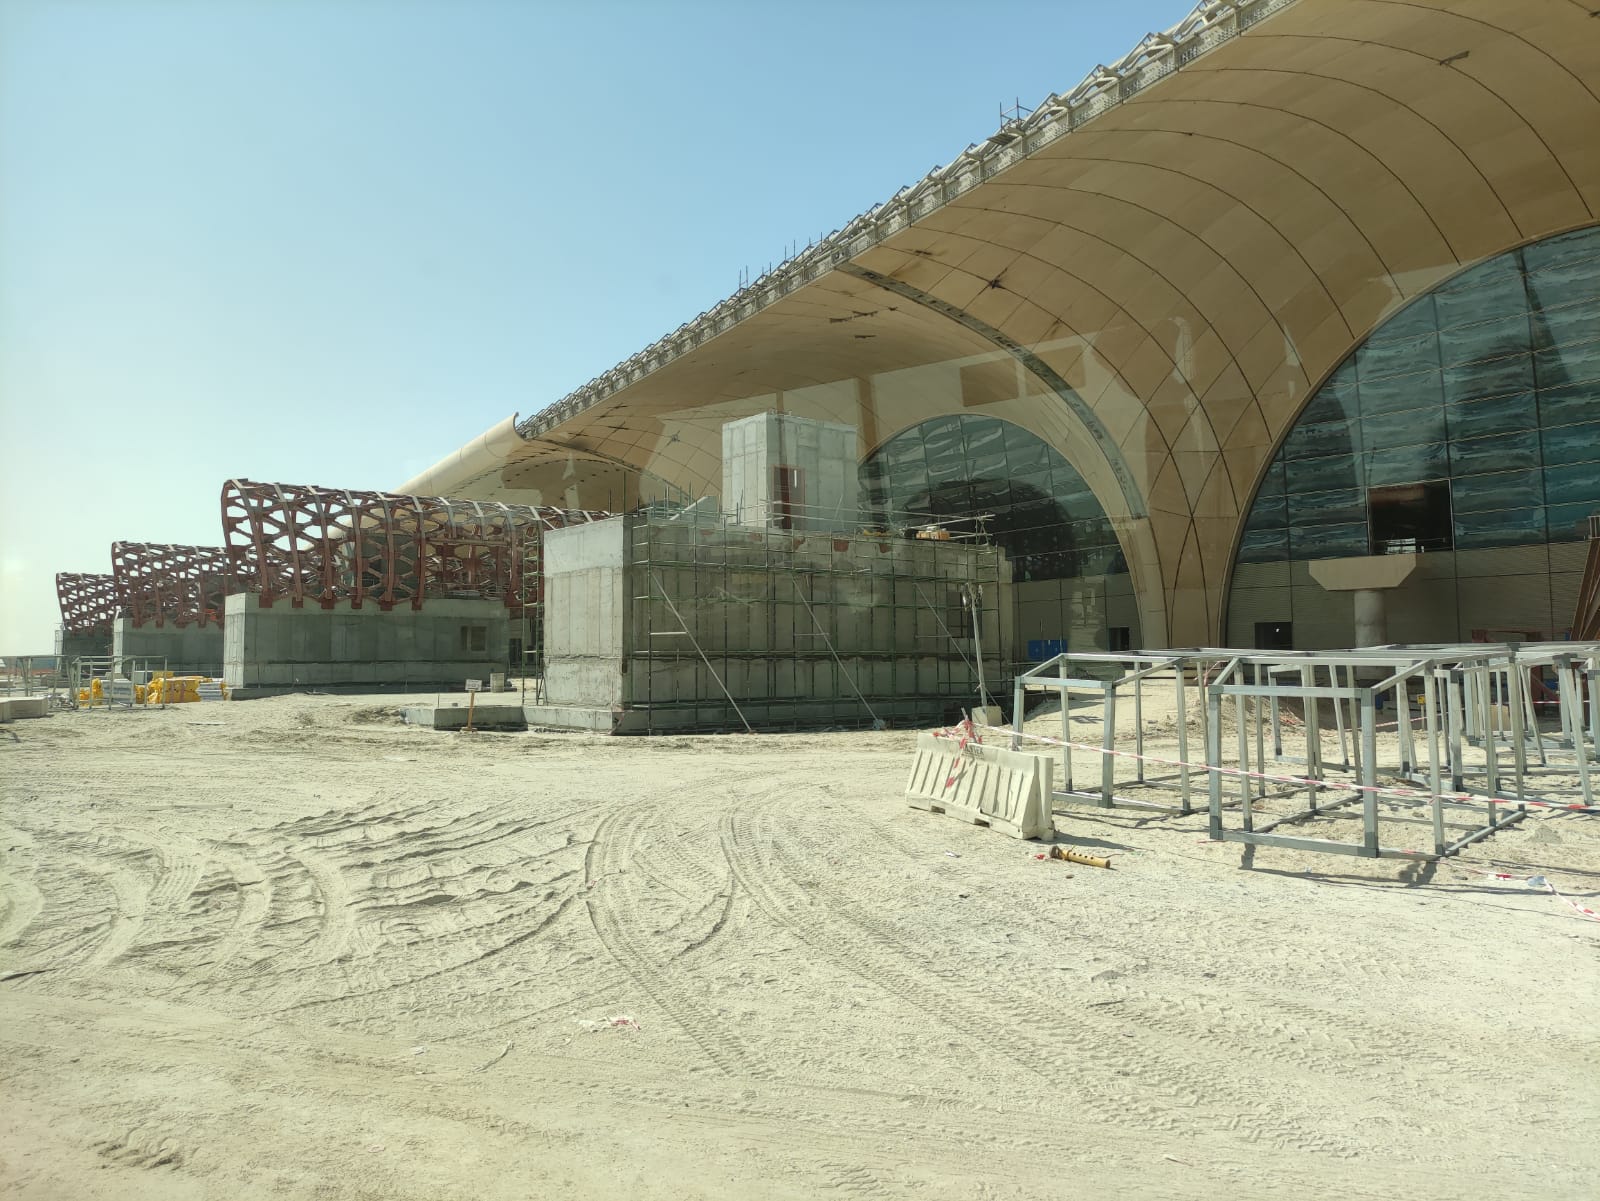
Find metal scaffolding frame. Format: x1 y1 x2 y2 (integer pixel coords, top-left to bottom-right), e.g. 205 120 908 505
1005 643 1600 861
1011 651 1200 813
60 656 173 711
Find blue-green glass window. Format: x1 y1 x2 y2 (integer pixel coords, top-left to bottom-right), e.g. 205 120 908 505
1366 441 1449 487
1361 406 1445 451
1359 369 1444 415
1450 429 1540 475
1455 507 1548 550
1542 338 1600 386
1290 522 1368 559
1451 468 1543 514
1544 462 1600 508
1543 421 1600 466
1285 453 1360 494
1288 487 1367 527
1447 391 1538 441
862 414 1125 582
1233 225 1600 571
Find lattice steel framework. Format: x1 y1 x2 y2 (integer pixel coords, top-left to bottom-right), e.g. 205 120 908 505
220 479 607 613
55 572 120 634
111 543 238 629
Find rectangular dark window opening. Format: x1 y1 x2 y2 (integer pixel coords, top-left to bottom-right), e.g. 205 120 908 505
771 465 803 530
1255 621 1293 650
1368 480 1453 554
460 624 487 654
1107 626 1132 653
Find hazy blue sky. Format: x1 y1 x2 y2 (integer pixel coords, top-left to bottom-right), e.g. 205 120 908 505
1 0 1181 651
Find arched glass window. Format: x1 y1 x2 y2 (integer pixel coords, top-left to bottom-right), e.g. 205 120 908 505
1238 225 1600 565
859 414 1125 582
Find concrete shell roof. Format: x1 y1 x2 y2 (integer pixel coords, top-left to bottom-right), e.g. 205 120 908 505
403 0 1600 643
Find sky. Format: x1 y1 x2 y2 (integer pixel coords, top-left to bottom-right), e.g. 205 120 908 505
0 0 1183 652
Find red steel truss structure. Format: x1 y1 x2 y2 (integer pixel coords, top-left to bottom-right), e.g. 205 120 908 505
55 572 120 635
220 480 607 613
110 543 238 629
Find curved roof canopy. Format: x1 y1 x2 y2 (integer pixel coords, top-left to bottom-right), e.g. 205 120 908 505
406 0 1600 643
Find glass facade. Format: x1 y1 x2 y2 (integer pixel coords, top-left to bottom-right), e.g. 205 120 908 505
859 414 1125 582
1237 225 1600 564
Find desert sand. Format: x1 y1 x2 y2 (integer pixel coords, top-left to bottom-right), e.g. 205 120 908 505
1 691 1597 1199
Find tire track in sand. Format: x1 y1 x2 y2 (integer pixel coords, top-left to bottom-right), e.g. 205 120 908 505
85 865 148 968
0 828 45 947
582 770 777 1080
722 803 1360 1157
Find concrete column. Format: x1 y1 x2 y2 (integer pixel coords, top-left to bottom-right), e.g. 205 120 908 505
1352 588 1387 647
1308 553 1419 648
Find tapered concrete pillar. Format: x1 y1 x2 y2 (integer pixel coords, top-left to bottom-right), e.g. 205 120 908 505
1308 554 1420 647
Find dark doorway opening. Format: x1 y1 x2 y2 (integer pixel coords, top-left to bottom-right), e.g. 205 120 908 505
1255 621 1293 650
771 465 803 530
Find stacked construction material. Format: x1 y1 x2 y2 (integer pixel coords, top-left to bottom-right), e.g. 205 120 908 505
76 672 230 707
141 674 228 704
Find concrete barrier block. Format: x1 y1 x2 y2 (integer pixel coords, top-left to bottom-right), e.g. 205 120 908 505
906 732 1054 840
403 703 527 731
0 697 49 721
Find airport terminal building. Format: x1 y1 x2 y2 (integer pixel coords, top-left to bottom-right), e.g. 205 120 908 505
403 0 1600 653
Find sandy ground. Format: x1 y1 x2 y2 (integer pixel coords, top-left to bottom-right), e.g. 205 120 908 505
1 691 1597 1200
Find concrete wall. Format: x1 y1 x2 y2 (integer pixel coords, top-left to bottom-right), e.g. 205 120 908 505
113 619 224 674
543 514 1011 729
1013 572 1140 653
224 593 509 691
721 411 859 532
1226 540 1588 648
542 518 628 708
55 630 112 662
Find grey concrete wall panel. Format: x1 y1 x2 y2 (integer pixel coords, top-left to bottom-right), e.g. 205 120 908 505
542 518 629 707
721 412 860 532
113 619 225 675
224 593 509 690
55 632 112 662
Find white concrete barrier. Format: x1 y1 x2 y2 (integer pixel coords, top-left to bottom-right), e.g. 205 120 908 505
906 732 1054 840
0 697 49 721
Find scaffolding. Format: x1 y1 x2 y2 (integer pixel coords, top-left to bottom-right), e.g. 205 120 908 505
1011 651 1200 812
59 655 175 711
1006 643 1600 860
617 512 1009 732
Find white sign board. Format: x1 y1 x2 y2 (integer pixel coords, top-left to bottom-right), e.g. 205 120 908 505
465 679 483 693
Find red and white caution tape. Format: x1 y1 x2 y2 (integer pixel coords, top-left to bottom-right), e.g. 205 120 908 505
1454 867 1600 925
931 717 981 789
